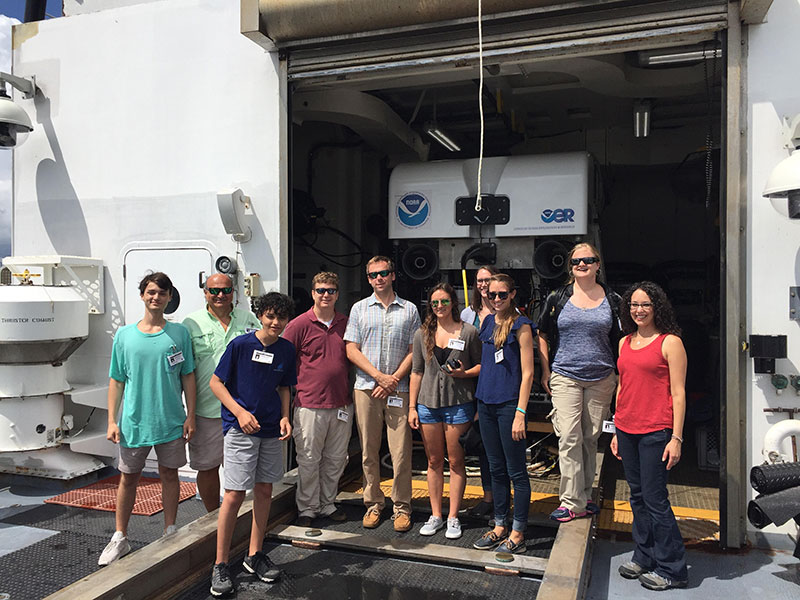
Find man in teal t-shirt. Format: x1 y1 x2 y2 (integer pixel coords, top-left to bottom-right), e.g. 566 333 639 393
98 272 197 567
183 272 260 511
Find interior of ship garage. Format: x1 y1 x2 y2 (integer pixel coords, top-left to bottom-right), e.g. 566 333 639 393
278 0 729 545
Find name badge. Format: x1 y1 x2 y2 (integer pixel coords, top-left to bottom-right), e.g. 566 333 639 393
167 351 185 367
252 349 274 364
602 420 616 434
447 338 466 351
245 327 259 334
337 409 350 422
387 396 403 408
494 349 504 364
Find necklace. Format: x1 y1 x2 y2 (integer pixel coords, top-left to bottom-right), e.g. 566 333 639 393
632 331 658 347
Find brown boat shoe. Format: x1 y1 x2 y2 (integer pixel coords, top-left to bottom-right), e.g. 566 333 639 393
393 512 412 532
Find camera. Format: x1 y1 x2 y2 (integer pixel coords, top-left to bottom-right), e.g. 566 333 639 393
0 86 34 148
442 358 462 373
0 120 31 148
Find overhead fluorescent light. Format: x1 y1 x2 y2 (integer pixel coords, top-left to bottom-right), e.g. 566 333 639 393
424 122 461 152
639 47 721 67
633 100 651 138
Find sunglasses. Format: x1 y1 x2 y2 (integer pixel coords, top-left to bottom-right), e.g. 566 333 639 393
429 299 451 308
569 256 600 266
207 287 233 295
367 269 393 280
629 302 653 310
314 288 338 295
487 291 510 300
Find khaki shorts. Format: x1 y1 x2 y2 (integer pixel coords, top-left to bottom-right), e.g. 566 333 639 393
188 416 224 471
118 436 186 474
223 429 284 491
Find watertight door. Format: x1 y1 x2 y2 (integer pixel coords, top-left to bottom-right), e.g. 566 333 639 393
123 247 214 324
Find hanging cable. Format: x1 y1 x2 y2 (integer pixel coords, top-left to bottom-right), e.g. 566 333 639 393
475 0 485 214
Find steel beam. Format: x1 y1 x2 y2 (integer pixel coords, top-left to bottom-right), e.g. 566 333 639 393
720 0 747 550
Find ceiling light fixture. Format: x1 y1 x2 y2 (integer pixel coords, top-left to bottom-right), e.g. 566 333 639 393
424 122 461 152
633 100 651 138
638 44 721 67
644 48 722 66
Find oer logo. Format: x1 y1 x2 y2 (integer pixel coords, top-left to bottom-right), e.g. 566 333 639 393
397 192 430 228
541 208 575 223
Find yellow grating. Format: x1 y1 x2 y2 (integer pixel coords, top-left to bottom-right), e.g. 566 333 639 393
346 478 561 515
598 499 720 542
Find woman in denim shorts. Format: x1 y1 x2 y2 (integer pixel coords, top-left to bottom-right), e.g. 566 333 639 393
409 283 482 540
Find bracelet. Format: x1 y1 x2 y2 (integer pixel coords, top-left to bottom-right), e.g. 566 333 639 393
671 434 683 443
515 407 527 416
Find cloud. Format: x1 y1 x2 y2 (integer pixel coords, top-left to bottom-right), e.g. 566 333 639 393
0 15 20 258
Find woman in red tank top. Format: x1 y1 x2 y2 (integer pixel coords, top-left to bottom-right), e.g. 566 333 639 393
610 281 688 591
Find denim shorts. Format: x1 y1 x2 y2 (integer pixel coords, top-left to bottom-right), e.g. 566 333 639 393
417 402 475 425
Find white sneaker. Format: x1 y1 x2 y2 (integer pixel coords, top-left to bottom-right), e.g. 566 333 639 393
445 517 462 539
98 531 131 566
419 515 444 536
163 524 177 537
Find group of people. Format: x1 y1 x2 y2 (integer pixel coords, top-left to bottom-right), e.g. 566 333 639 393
96 244 689 596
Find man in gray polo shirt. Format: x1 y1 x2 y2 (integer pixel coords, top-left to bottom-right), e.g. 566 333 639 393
344 256 420 533
183 273 261 511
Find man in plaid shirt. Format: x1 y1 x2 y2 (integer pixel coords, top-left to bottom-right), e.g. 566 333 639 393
345 256 421 533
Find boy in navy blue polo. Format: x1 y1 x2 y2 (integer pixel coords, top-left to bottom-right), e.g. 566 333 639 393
208 292 296 597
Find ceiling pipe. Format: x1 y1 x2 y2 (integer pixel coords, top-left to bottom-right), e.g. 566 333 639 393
293 89 429 163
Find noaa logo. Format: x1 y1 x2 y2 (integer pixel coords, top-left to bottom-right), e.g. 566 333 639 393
397 192 430 228
541 208 575 223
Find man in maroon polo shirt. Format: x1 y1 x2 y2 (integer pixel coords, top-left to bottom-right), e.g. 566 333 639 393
283 272 351 526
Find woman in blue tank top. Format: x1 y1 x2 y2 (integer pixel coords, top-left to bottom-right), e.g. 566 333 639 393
472 274 534 555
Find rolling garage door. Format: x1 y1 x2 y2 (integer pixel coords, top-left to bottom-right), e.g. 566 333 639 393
252 0 729 87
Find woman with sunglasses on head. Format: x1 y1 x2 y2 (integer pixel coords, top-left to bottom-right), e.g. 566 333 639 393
461 265 499 329
537 242 624 522
472 274 534 554
459 265 500 519
409 283 482 540
610 282 687 591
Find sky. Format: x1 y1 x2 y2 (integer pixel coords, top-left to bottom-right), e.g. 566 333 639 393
0 2 60 258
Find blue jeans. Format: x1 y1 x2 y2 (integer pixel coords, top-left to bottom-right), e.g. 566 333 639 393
617 428 688 581
477 400 531 533
479 448 492 493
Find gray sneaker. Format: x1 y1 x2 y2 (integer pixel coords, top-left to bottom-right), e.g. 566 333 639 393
618 560 646 579
419 515 444 536
210 562 234 597
243 551 281 583
98 531 131 566
445 517 462 540
639 571 688 591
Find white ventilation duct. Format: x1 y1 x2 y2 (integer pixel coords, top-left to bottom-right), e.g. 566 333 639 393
293 89 429 163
